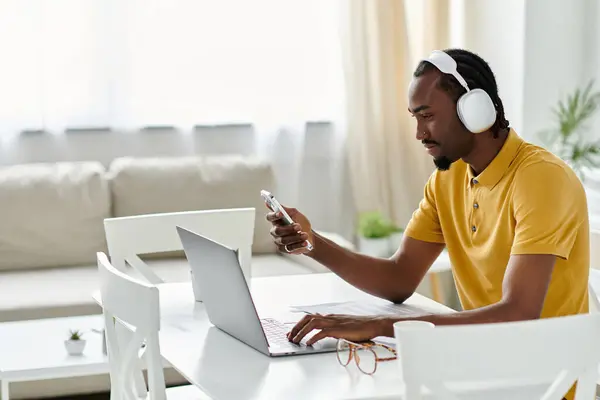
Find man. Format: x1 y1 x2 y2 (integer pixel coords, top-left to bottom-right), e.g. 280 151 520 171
266 48 590 347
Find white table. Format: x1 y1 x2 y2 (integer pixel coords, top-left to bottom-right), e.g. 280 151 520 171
0 315 108 400
152 273 453 400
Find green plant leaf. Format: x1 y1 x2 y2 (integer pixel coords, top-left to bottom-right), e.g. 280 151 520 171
69 329 83 340
583 149 600 168
537 79 600 174
357 211 393 238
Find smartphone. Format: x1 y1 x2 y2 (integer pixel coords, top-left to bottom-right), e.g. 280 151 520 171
260 190 313 251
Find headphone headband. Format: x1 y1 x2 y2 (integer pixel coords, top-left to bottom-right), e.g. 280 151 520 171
424 50 470 92
421 50 497 134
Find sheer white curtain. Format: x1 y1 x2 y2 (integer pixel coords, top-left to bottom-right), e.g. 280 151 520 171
0 0 345 216
0 0 340 133
337 0 436 228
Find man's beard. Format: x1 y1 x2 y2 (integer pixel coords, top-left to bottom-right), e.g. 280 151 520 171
434 156 453 171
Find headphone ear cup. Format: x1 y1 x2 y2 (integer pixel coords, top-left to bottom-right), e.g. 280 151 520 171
456 89 497 133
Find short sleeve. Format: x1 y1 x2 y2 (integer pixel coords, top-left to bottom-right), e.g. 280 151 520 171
404 172 445 244
511 162 584 259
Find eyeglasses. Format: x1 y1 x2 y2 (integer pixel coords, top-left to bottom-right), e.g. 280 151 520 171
336 339 397 375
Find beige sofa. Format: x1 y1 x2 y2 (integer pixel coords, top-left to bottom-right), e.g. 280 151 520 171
0 155 354 324
0 155 359 399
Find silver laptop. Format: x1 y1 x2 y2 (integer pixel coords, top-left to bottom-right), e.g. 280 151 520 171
176 226 338 357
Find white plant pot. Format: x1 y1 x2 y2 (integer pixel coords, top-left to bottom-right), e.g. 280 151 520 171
388 232 403 253
64 339 86 356
358 237 391 258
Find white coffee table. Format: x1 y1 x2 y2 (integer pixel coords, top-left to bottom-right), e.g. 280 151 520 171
0 315 108 400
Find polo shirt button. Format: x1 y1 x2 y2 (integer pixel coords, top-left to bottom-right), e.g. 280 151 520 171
472 178 479 184
474 203 479 209
471 225 477 232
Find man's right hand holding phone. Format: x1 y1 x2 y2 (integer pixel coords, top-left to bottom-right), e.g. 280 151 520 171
266 206 314 255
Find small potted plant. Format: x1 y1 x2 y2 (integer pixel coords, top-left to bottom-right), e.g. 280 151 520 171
357 211 392 257
64 329 87 356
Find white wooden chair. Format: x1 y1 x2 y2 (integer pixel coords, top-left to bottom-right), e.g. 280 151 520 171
103 208 255 285
97 252 209 400
393 314 600 400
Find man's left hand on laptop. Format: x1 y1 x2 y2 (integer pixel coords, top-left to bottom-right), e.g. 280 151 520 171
288 314 385 346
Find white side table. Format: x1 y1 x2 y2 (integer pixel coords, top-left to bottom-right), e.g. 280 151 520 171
0 315 108 400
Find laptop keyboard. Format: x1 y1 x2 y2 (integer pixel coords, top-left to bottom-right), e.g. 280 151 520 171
261 318 303 347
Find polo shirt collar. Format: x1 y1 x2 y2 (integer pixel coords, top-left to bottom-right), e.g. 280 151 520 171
467 129 523 189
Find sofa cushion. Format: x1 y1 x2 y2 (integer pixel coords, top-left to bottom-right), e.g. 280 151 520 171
0 255 317 322
108 156 276 254
0 265 103 322
0 162 110 271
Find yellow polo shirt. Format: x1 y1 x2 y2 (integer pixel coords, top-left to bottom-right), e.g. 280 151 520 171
405 129 589 399
405 128 589 318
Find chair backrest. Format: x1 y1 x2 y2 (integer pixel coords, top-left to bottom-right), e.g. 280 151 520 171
104 208 256 285
97 252 166 400
394 313 600 400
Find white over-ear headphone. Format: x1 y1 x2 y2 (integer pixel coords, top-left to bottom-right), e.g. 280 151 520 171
423 50 497 133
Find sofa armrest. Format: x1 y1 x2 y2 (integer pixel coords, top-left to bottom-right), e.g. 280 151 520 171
279 230 356 274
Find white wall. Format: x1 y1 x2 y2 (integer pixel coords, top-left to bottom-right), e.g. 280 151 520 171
461 0 526 134
522 0 596 144
582 0 600 143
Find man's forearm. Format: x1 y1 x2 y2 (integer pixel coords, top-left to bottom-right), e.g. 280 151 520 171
376 301 537 337
307 231 417 302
